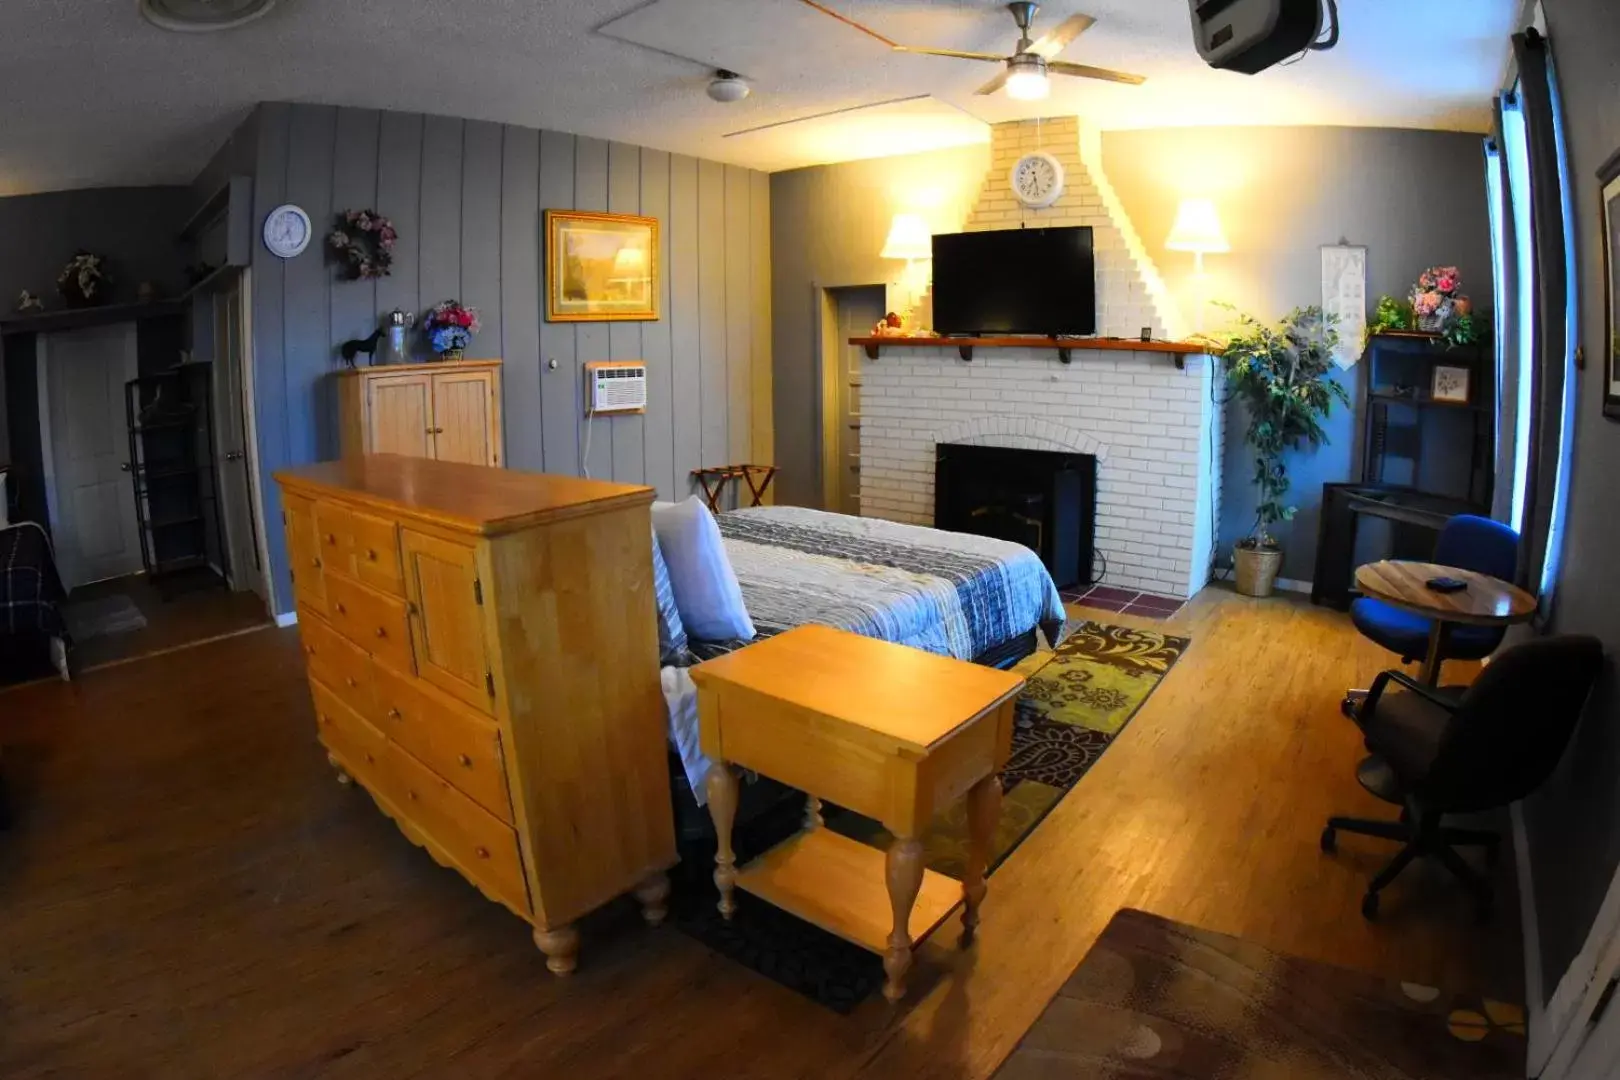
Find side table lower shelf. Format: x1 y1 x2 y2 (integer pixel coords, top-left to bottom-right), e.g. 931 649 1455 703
736 827 964 953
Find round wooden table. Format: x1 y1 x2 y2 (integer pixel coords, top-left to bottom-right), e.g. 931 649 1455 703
1355 560 1538 684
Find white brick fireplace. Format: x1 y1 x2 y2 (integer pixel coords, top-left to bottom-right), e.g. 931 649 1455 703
859 118 1221 599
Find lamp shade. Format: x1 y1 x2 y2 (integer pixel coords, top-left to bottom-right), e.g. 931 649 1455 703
880 213 932 261
1164 197 1230 254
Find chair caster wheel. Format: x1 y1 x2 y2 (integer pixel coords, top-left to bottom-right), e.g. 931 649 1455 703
1320 826 1337 854
1340 695 1358 719
1361 891 1380 920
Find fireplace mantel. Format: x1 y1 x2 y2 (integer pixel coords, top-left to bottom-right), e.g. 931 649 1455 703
850 335 1215 368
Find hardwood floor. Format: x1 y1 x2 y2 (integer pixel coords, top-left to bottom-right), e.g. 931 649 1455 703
0 587 1522 1078
62 573 273 672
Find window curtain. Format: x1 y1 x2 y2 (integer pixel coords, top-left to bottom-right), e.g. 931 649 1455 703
1484 124 1518 526
1510 28 1577 608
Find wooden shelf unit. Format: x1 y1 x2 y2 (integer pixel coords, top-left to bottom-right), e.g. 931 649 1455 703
850 334 1214 369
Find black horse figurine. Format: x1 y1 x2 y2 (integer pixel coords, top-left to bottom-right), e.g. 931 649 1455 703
339 329 384 368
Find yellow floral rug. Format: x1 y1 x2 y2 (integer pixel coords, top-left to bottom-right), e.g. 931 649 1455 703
830 620 1189 879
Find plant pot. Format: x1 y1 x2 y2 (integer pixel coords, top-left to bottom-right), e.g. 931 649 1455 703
1234 545 1283 598
438 348 464 362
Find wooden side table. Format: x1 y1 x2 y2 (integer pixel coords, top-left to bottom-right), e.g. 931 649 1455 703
689 625 1025 1003
1355 560 1537 684
691 464 776 512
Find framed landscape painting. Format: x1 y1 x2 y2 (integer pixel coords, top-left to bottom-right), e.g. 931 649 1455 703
1601 148 1620 419
545 210 659 322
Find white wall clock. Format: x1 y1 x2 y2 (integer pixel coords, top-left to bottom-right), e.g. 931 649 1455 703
262 203 312 258
1010 152 1065 209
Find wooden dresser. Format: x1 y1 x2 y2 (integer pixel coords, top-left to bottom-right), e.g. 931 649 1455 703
275 454 675 974
336 359 503 466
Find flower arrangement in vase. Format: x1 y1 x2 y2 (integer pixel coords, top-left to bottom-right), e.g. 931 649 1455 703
1412 265 1468 332
422 300 481 361
57 250 110 307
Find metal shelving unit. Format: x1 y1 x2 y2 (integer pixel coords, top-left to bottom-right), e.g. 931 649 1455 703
125 364 227 594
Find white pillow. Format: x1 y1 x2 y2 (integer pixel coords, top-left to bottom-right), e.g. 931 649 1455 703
650 496 755 641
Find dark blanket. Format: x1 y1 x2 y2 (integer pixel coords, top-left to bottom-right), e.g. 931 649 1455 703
0 523 68 640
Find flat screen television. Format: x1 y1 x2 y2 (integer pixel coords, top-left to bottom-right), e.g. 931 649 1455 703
930 226 1096 336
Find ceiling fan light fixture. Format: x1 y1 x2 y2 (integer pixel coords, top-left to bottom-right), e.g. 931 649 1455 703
138 0 276 32
1003 54 1050 100
707 70 751 104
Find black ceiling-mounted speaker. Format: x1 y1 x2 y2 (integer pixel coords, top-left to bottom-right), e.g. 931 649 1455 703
1188 0 1327 74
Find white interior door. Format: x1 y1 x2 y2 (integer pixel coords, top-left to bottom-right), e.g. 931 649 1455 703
828 286 881 517
40 325 143 589
1544 864 1620 1079
213 283 266 602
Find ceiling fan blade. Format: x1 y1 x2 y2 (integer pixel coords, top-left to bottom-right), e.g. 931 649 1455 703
1048 60 1146 85
1028 13 1096 59
974 67 1012 95
894 45 1010 63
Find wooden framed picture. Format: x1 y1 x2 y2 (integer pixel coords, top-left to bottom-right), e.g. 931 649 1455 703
1599 148 1620 419
545 210 659 322
1431 364 1471 404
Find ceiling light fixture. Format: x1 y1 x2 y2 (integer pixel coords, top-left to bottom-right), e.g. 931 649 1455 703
707 71 751 104
138 0 277 32
1003 53 1050 101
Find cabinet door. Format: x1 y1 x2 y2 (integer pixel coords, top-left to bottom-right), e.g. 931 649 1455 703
430 370 500 467
282 491 325 610
400 529 494 714
366 373 435 459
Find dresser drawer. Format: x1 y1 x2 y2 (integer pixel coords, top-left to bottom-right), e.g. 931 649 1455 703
313 501 354 578
310 677 389 786
371 662 513 824
347 509 404 596
298 609 375 719
379 738 530 916
325 571 415 676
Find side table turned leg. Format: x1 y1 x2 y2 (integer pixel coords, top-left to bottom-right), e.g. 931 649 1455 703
883 836 925 1003
961 774 1002 944
635 872 672 926
803 794 824 830
706 762 740 920
534 923 580 976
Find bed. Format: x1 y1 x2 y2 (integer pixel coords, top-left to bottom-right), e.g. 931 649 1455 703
0 522 70 684
663 505 1068 841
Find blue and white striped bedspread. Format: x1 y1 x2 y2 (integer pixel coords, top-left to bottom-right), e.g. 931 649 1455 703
713 506 1069 659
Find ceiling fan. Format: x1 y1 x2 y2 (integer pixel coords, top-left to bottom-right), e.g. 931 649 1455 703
802 1 1146 101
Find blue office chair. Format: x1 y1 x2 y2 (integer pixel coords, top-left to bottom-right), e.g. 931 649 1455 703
1347 515 1520 698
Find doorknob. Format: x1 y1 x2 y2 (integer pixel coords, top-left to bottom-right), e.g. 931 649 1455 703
119 462 131 472
224 450 244 462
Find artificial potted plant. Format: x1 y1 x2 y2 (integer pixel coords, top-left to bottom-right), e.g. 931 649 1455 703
1220 305 1351 597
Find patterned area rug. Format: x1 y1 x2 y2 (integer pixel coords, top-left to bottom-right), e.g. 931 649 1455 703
994 908 1525 1079
670 620 1189 1011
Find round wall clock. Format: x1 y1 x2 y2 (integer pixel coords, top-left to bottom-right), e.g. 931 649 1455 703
1010 152 1065 209
263 204 312 259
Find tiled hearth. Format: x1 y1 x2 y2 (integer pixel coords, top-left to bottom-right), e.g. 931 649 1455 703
1063 584 1186 620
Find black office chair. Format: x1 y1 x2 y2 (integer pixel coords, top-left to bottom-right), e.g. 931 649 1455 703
1322 634 1603 920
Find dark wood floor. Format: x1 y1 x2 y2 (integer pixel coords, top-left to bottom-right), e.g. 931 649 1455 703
0 588 1522 1078
65 573 272 672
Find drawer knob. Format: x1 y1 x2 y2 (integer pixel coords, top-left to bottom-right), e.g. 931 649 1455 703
304 644 315 656
407 790 419 801
375 627 387 639
475 846 490 859
335 602 347 614
387 708 402 720
366 549 378 561
457 754 472 768
326 533 337 545
311 557 321 569
364 753 374 764
345 676 357 688
318 713 329 725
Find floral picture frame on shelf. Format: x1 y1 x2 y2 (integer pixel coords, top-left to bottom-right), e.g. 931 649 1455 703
1598 147 1620 419
544 210 659 322
1431 364 1471 404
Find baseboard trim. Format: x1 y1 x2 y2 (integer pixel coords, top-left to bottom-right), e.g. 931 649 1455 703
1274 576 1314 595
275 610 299 629
1513 800 1550 1070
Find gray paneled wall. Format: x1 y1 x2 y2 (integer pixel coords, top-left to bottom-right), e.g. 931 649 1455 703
243 103 772 615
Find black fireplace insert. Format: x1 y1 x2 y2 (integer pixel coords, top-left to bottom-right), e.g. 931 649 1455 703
934 443 1097 590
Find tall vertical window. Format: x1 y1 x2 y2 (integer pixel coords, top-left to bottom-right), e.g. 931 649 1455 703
1537 48 1576 597
1499 93 1535 536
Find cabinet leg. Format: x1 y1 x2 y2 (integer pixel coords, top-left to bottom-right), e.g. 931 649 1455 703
803 794 824 830
961 774 1001 945
635 872 672 926
533 924 580 976
883 836 924 1004
706 763 740 920
327 752 353 787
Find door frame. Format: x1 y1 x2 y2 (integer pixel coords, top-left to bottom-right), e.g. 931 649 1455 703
234 268 284 620
35 325 143 589
1539 860 1620 1078
813 281 887 514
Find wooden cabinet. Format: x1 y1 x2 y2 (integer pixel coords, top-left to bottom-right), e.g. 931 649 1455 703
275 454 674 975
337 360 503 467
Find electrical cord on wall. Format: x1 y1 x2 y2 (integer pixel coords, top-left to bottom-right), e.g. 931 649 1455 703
580 410 596 479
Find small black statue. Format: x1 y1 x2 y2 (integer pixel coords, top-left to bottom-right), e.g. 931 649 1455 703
339 329 384 368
